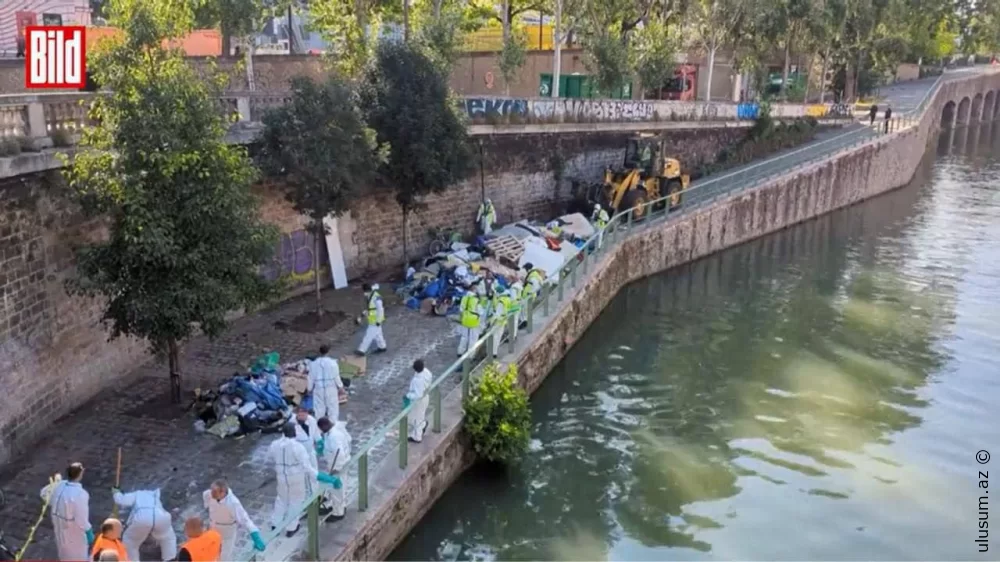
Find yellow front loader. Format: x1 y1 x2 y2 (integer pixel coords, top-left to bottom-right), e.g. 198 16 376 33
591 133 690 219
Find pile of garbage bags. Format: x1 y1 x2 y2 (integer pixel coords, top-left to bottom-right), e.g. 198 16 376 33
394 212 598 318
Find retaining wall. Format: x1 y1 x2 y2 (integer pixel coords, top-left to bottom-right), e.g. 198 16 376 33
320 70 1000 561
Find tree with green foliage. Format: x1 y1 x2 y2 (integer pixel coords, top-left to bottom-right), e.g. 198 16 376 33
258 76 383 319
193 0 271 89
311 0 396 77
360 41 473 265
631 20 682 98
689 0 746 101
576 0 649 95
65 0 278 403
463 362 532 464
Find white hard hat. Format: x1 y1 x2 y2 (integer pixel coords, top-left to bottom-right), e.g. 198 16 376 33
371 283 380 291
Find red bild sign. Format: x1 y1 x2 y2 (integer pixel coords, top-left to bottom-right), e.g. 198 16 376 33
24 26 87 89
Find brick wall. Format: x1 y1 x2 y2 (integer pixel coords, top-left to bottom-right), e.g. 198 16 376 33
0 126 742 465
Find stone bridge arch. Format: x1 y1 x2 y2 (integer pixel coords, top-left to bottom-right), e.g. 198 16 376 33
972 93 984 121
957 96 972 125
985 91 996 121
942 100 957 127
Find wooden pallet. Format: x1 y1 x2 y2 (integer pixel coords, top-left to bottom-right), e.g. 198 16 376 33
486 235 525 267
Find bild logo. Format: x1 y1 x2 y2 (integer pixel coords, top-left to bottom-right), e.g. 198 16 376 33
25 26 86 89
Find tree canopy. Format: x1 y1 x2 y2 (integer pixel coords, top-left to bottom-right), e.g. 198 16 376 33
66 0 278 401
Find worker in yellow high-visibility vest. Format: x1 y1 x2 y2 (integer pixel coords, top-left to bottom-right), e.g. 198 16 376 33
356 284 386 355
520 263 544 327
457 286 483 356
489 290 514 358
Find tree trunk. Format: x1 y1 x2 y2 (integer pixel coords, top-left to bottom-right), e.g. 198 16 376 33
222 29 232 57
314 224 324 317
819 46 830 103
552 0 562 97
245 38 256 91
168 338 181 404
854 51 863 100
502 0 512 96
287 5 296 54
433 0 443 20
802 53 812 103
780 36 791 100
403 0 410 41
704 42 716 101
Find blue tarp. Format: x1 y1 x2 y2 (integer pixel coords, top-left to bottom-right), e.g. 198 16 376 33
231 376 287 411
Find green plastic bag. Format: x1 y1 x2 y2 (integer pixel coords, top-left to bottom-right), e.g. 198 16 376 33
252 351 280 373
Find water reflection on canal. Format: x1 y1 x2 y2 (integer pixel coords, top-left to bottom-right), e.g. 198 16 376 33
391 125 1000 561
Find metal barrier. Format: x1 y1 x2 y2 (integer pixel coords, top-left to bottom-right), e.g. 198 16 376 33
237 72 946 562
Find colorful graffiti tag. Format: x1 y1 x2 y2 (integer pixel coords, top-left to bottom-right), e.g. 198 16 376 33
260 229 330 288
805 104 828 117
736 102 760 120
462 97 529 120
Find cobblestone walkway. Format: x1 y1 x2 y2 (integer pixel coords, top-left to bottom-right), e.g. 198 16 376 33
0 283 463 561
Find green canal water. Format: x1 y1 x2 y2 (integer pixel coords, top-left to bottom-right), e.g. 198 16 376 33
390 126 1000 561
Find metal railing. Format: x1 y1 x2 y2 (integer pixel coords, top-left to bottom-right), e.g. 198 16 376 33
238 70 955 562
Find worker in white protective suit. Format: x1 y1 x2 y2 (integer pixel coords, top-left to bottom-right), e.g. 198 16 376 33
308 344 344 422
356 283 387 355
457 285 484 357
112 487 177 561
316 417 352 519
476 198 497 235
293 405 322 472
40 462 93 562
269 422 341 537
404 359 433 443
203 479 266 560
592 204 610 248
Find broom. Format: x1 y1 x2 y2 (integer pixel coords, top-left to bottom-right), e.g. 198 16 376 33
111 448 122 519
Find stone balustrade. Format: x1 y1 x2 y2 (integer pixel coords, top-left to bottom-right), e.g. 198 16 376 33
0 91 852 154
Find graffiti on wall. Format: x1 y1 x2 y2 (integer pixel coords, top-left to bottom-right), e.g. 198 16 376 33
530 99 654 122
805 104 828 118
260 229 330 288
462 98 529 120
736 102 760 120
827 103 851 118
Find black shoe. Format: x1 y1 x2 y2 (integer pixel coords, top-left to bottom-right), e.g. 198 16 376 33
420 420 428 437
319 505 334 516
375 348 387 354
326 513 345 522
286 525 300 538
408 437 422 443
354 350 366 357
519 321 527 329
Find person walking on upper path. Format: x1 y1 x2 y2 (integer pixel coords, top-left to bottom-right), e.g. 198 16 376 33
476 198 497 235
308 345 344 422
316 417 352 520
202 480 265 560
112 487 177 561
90 519 127 562
869 103 879 126
404 359 433 443
41 462 93 562
884 106 893 133
357 284 387 356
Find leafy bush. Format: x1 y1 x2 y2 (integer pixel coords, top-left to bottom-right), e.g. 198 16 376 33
463 362 531 464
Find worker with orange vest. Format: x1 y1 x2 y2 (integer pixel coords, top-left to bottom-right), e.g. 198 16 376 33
176 517 222 562
90 519 128 562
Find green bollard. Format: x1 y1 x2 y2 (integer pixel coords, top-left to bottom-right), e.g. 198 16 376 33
543 286 550 317
508 314 516 354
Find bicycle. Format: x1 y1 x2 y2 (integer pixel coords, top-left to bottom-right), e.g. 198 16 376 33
427 226 463 256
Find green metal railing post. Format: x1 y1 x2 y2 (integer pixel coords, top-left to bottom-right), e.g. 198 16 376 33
358 452 369 511
307 497 319 560
508 314 517 354
526 296 534 334
399 415 408 469
432 386 442 432
558 271 565 301
462 355 472 397
627 208 633 229
543 285 550 316
571 260 578 288
582 247 589 275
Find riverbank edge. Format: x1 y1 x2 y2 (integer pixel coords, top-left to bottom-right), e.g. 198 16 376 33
318 71 999 562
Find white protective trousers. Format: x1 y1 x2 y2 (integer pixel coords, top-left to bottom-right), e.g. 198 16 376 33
122 506 177 562
204 489 258 562
319 423 352 517
408 394 430 442
214 522 239 562
358 324 386 354
457 326 480 356
309 356 343 422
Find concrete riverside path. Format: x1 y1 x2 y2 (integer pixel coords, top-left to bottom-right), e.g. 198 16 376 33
0 72 952 561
